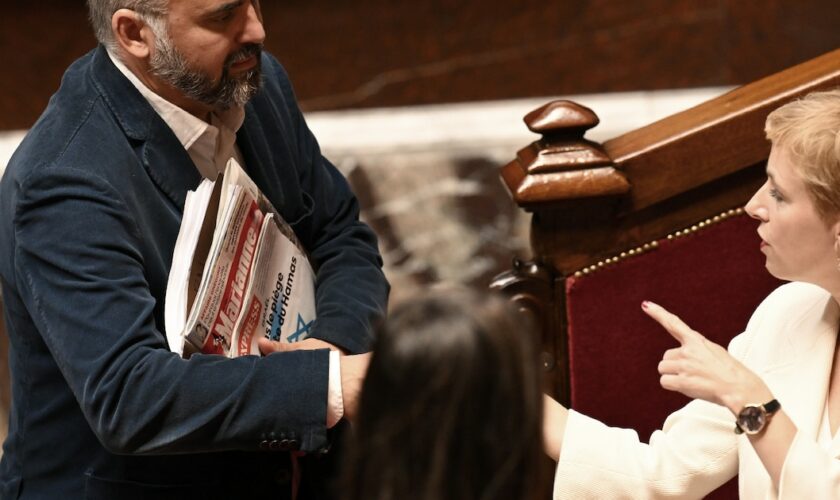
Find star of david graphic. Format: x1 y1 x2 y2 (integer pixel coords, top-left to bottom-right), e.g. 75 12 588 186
286 313 313 343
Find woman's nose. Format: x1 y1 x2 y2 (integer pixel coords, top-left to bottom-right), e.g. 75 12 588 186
745 184 768 221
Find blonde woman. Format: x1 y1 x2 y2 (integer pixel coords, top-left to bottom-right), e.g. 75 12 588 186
545 89 840 499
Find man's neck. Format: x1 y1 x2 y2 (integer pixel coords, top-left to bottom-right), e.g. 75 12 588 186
117 51 213 122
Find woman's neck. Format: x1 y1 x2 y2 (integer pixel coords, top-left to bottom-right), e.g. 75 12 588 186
827 330 840 435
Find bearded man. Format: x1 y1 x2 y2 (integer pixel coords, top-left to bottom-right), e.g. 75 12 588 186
0 1 389 498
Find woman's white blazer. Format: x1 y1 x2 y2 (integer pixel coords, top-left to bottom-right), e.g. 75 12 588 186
554 281 840 499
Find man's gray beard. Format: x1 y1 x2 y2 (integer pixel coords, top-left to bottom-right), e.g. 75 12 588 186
148 30 262 111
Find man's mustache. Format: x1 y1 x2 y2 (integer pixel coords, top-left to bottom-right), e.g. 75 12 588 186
226 44 263 69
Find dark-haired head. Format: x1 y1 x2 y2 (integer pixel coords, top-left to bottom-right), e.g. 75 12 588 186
341 286 547 500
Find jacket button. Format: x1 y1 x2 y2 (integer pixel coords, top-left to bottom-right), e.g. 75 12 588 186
259 440 270 450
269 439 281 451
288 439 300 451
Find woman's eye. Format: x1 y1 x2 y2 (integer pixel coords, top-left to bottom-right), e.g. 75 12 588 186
769 188 784 202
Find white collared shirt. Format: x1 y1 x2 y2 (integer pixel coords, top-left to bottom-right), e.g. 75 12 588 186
107 50 244 180
107 50 343 428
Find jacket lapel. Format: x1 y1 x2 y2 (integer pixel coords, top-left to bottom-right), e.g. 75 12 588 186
237 107 286 211
139 129 201 210
764 297 839 444
89 46 201 211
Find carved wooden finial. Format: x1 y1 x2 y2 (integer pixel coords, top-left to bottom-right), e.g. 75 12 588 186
524 100 600 139
500 99 630 209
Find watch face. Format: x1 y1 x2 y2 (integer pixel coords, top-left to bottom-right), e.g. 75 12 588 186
737 405 766 434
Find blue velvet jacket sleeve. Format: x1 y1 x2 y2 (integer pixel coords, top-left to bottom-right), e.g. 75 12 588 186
10 150 332 456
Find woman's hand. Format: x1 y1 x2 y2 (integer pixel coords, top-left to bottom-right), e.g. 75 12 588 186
641 300 773 415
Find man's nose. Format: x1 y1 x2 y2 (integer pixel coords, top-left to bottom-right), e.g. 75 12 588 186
241 2 266 45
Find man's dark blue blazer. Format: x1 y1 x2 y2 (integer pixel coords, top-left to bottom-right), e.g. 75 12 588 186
0 46 389 499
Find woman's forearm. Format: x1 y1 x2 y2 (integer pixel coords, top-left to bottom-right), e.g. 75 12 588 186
543 394 568 461
747 410 797 488
719 376 798 489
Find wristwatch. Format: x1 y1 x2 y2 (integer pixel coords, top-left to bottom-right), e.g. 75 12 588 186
734 399 781 435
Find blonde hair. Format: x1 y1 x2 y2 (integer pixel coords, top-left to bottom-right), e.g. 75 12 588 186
765 89 840 219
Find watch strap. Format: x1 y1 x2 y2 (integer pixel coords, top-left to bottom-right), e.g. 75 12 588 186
763 399 781 415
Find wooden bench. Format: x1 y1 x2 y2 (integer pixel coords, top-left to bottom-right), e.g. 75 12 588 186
492 48 840 499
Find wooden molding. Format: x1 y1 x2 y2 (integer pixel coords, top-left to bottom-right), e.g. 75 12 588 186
501 100 630 207
501 48 840 275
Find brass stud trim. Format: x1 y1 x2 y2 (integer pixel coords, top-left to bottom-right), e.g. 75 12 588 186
570 206 745 278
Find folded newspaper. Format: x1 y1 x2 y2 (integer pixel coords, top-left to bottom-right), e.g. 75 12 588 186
165 158 316 358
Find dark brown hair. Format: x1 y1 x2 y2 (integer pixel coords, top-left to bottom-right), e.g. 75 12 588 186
341 286 547 500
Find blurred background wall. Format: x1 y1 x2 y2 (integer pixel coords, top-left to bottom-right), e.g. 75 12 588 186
1 0 838 129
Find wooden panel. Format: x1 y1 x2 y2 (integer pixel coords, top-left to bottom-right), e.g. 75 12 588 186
274 0 840 110
2 1 839 129
501 48 840 275
0 3 96 131
608 49 840 212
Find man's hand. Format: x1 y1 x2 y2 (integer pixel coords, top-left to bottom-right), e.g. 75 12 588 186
338 353 370 423
642 300 772 415
258 337 347 355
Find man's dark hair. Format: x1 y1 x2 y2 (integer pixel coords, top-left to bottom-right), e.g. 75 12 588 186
86 0 168 50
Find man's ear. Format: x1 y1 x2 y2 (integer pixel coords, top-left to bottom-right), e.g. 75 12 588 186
111 8 156 60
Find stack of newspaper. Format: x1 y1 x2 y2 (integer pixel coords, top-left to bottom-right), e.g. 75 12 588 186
165 159 316 358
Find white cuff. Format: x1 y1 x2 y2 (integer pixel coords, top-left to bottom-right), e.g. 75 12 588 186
326 350 344 428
